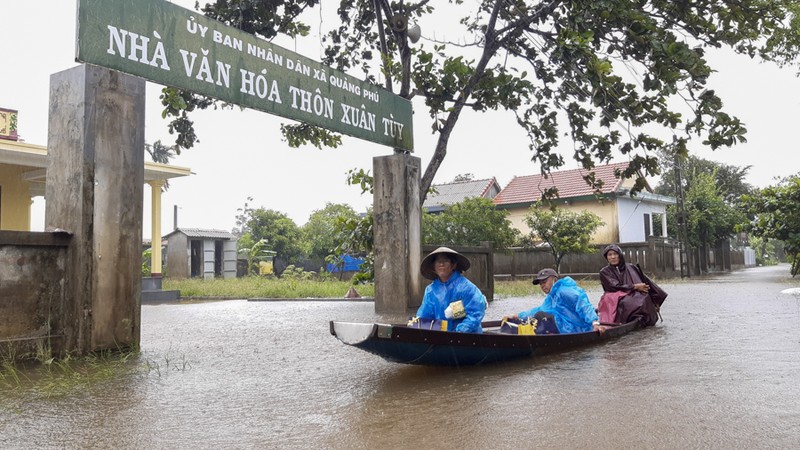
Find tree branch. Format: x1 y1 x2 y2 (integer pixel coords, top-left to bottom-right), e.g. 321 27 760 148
419 0 506 202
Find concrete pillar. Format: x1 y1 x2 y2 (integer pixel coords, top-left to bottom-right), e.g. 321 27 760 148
148 180 165 276
661 213 668 238
46 65 144 354
372 154 422 313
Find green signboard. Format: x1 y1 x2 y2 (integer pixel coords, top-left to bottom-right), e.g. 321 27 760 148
76 0 413 151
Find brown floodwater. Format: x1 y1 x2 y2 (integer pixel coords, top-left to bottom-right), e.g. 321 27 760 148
2 265 799 449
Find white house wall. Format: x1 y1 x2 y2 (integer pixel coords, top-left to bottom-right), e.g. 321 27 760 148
616 196 666 243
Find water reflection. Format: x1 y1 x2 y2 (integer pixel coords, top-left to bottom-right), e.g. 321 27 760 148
1 265 799 448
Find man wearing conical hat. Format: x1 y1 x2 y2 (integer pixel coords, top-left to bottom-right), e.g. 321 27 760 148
413 247 487 333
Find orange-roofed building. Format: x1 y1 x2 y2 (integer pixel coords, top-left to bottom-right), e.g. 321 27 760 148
493 162 675 244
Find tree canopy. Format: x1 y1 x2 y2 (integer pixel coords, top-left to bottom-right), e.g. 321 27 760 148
523 204 604 271
675 169 745 250
741 174 800 276
422 197 518 248
161 0 800 204
329 210 374 283
654 156 750 254
240 208 305 269
655 154 753 206
144 139 177 164
144 139 177 191
302 202 359 260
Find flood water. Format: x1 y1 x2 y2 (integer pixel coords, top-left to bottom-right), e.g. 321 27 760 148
2 264 800 449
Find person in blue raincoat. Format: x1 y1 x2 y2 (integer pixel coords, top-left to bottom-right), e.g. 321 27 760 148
509 268 603 334
413 247 487 333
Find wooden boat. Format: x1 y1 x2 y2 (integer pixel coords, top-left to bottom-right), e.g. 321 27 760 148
330 319 640 366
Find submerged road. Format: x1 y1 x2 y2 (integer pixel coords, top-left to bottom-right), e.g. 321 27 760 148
2 264 799 449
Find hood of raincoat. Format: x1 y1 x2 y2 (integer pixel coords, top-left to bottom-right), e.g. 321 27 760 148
602 244 626 267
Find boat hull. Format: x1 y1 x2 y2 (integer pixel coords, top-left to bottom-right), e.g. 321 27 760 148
330 319 640 366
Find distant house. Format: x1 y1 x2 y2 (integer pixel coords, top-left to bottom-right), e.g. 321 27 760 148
492 162 676 244
423 177 502 213
164 228 238 279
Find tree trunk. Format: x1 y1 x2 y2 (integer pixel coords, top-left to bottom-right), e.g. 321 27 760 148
418 0 505 203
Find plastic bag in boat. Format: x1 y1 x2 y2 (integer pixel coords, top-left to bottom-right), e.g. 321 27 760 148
407 317 449 331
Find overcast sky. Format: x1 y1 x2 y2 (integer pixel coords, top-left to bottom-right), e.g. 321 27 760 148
3 1 799 237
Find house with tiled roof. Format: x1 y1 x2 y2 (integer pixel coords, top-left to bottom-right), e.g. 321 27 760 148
493 161 676 244
423 177 502 213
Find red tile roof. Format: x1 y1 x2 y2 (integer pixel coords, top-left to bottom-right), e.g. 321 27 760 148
493 162 634 205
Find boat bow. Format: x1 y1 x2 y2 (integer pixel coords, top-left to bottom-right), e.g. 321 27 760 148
330 321 385 344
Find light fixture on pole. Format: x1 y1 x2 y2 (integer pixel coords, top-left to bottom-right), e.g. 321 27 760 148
389 14 421 44
389 14 407 31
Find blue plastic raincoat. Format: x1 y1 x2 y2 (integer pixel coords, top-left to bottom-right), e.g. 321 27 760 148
416 271 487 333
517 276 598 334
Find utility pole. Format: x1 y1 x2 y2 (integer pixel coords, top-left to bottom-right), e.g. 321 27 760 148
674 152 690 278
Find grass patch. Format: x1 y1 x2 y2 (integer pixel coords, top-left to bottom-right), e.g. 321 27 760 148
164 276 374 299
0 349 141 397
0 347 192 399
494 280 538 298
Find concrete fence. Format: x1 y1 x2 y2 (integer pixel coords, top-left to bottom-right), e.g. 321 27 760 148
0 230 71 358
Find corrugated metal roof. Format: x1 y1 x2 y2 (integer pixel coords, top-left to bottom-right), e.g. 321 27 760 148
167 228 236 240
493 162 635 205
423 178 501 210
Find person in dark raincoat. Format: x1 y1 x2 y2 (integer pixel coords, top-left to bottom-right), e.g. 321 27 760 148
598 244 667 326
413 247 487 333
